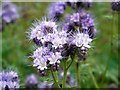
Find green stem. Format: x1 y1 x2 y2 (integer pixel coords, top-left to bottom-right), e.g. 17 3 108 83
54 71 58 82
66 59 73 70
76 62 80 88
50 68 60 88
88 66 99 89
62 61 67 88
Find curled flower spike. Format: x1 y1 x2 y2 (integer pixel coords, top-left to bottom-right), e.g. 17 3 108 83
62 10 96 38
29 18 58 46
29 18 68 49
0 71 19 89
48 2 66 21
1 1 19 23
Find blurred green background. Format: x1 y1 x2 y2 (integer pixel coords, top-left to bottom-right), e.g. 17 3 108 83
1 2 119 88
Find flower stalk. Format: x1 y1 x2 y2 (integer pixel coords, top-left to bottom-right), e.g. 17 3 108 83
50 68 60 88
62 60 67 88
76 62 80 88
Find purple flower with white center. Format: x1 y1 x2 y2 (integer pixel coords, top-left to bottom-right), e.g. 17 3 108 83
29 19 58 45
33 58 47 71
29 19 57 39
0 71 19 89
51 30 68 49
32 46 63 71
72 29 92 48
48 2 66 21
1 1 19 23
32 47 50 71
48 52 62 65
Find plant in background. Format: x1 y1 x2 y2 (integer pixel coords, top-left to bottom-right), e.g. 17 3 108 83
28 0 97 88
48 2 66 21
111 0 120 11
0 70 20 89
1 1 19 24
24 74 38 89
0 1 19 32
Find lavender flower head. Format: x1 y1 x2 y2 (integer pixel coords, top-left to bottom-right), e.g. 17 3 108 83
0 71 19 89
25 74 38 88
48 2 66 21
1 1 19 23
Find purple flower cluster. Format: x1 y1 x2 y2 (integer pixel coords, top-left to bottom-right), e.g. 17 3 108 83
63 10 96 38
29 18 68 75
0 71 19 89
62 9 96 60
29 1 96 75
1 1 19 23
29 18 93 75
66 0 92 9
